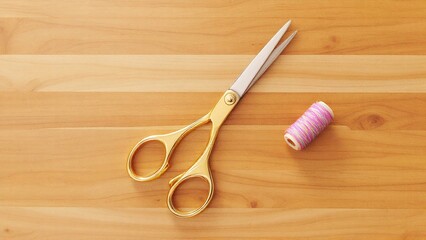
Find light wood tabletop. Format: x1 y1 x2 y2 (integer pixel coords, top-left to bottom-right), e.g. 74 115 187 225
1 0 426 239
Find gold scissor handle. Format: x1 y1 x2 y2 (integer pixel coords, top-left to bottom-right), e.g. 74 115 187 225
127 90 240 217
127 114 210 182
167 153 214 218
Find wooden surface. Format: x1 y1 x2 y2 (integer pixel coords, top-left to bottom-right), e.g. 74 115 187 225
1 1 426 239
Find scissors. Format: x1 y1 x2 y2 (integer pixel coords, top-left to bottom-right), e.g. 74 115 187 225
127 20 297 217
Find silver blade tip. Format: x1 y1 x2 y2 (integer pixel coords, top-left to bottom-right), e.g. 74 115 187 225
282 20 292 29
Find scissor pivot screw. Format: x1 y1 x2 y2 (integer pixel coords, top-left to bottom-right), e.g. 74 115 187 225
224 93 237 105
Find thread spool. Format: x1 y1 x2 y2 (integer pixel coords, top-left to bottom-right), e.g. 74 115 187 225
284 101 334 150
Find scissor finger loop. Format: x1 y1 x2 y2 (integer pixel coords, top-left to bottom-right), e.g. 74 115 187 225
127 134 173 182
167 160 214 218
127 114 211 182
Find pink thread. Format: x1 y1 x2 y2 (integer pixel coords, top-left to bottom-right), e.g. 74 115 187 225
284 101 334 150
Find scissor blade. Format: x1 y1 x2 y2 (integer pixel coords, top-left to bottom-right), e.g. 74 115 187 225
230 20 292 97
244 31 297 95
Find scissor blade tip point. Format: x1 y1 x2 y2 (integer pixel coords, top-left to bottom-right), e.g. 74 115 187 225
288 31 297 38
279 20 292 33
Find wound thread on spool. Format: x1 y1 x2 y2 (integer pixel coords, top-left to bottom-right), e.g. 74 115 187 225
284 101 334 150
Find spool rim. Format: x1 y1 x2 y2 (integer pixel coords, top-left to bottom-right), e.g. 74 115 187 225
284 133 302 150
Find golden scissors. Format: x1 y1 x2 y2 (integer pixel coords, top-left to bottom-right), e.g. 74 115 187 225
127 20 297 217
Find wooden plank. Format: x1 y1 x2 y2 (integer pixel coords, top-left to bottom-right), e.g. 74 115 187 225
1 92 425 130
1 207 426 239
1 127 425 208
0 0 424 19
1 55 425 93
0 16 425 54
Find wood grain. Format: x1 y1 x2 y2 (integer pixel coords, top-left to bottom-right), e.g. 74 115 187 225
0 0 426 54
1 93 425 129
0 55 425 93
1 0 426 239
1 127 425 209
1 0 425 18
2 208 426 240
